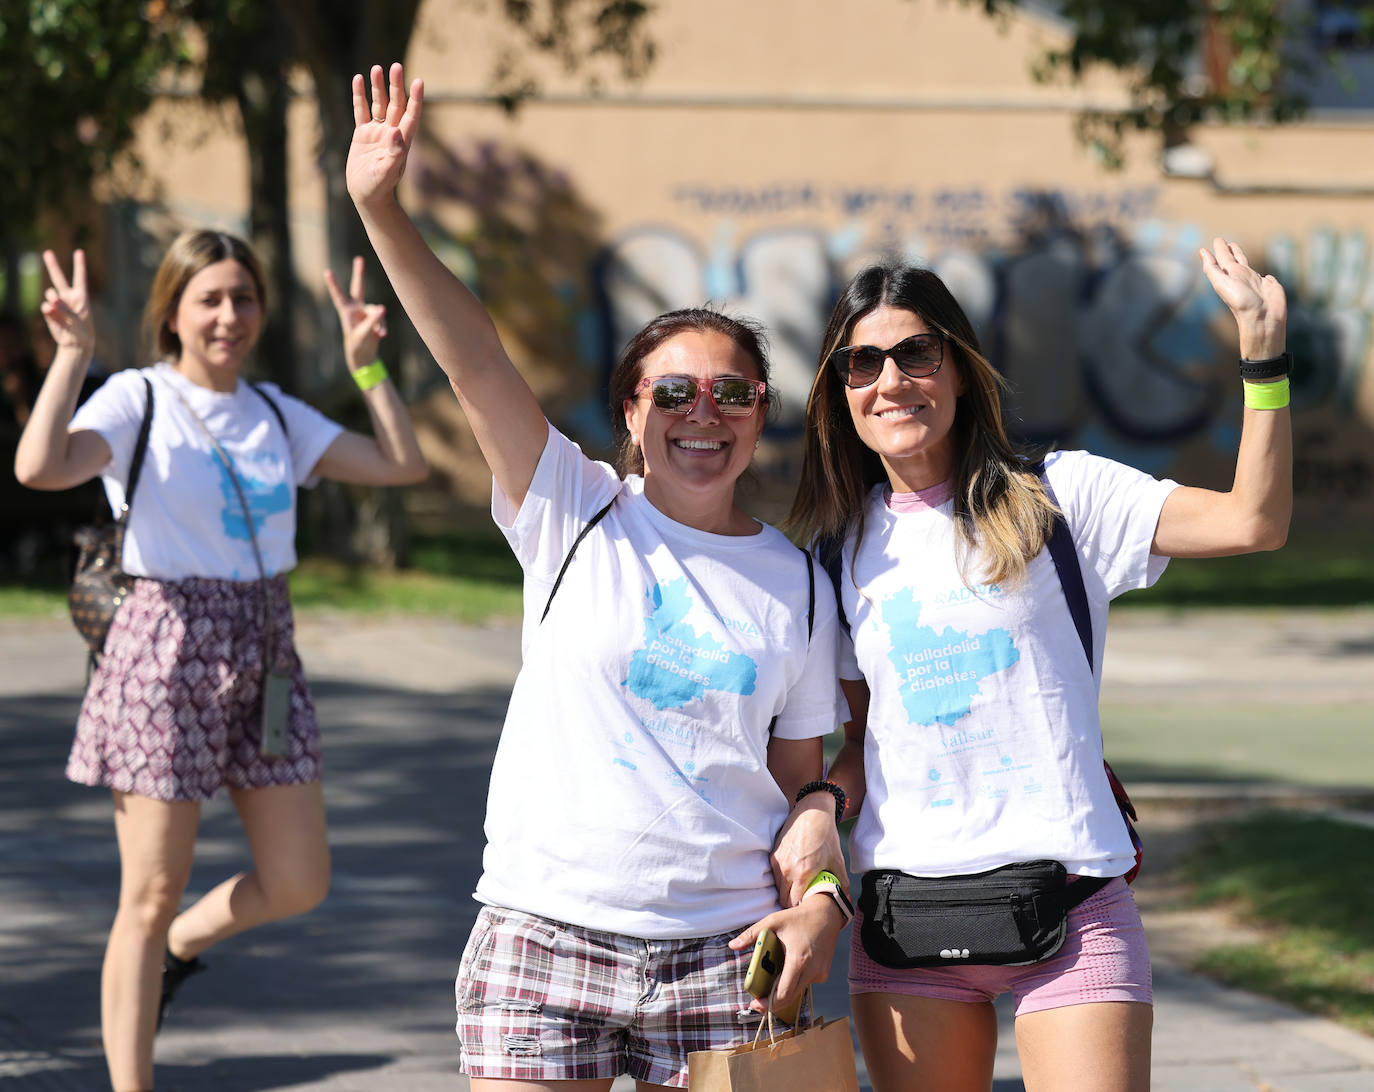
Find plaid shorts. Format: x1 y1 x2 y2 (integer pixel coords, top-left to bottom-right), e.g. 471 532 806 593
455 905 769 1087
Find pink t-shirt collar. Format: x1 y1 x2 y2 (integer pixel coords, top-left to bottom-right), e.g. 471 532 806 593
885 480 954 513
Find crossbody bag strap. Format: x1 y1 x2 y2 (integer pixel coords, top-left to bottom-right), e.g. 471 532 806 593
539 496 616 624
817 531 850 638
122 376 156 517
110 376 156 567
162 380 278 668
1034 458 1143 880
1032 460 1093 672
246 380 290 438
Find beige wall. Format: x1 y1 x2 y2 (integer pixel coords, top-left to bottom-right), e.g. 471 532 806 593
120 0 1374 531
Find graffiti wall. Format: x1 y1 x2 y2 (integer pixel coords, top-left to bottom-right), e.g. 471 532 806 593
572 180 1372 523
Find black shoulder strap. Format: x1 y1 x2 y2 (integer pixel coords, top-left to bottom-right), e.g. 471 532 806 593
247 380 290 438
122 376 155 518
803 546 815 641
540 497 616 623
817 531 849 639
1033 460 1093 671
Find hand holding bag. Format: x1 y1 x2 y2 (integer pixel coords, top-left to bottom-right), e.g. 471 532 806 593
687 991 860 1092
68 377 154 658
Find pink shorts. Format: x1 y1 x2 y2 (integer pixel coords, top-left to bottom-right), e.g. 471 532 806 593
67 575 321 802
849 876 1151 1015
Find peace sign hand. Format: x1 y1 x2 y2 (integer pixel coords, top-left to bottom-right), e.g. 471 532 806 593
40 250 94 356
324 255 387 372
346 62 424 213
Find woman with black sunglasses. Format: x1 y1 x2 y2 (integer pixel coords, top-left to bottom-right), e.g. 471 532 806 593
783 242 1290 1092
345 64 850 1091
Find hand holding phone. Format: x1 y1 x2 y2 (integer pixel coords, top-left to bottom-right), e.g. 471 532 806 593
743 926 802 1024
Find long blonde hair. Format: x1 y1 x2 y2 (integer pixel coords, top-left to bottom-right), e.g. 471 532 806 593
785 263 1057 587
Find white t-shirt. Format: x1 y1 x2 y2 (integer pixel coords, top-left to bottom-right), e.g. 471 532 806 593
837 450 1179 879
70 364 342 580
476 426 844 939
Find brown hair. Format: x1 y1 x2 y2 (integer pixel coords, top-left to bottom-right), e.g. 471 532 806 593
606 307 773 477
143 230 266 360
785 263 1057 587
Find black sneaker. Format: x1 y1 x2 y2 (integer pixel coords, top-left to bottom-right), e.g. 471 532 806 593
157 949 206 1030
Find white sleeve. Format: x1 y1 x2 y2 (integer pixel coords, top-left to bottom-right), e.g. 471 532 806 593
770 550 845 740
253 383 344 486
491 425 621 580
68 370 150 487
1044 449 1180 599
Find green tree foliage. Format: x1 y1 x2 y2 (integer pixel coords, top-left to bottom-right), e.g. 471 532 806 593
0 0 186 307
966 0 1365 166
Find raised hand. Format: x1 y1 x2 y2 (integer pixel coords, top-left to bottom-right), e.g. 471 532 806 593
1199 237 1286 358
325 255 387 372
40 250 94 356
346 62 424 212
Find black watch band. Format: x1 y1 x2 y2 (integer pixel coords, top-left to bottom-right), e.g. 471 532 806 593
1238 352 1291 381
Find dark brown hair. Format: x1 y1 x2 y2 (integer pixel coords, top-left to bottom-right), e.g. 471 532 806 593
607 307 773 477
785 263 1056 586
144 230 266 360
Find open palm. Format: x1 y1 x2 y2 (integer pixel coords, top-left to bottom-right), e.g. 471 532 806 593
346 63 424 210
1200 237 1286 329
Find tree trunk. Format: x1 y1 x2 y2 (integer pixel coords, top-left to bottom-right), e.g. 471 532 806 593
234 35 296 393
281 0 423 568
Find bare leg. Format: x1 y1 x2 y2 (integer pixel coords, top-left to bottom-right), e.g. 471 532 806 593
166 781 329 959
1016 1001 1152 1092
852 991 998 1092
104 791 200 1092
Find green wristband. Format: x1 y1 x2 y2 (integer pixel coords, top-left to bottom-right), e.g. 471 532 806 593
806 870 844 892
352 360 389 391
1243 376 1290 411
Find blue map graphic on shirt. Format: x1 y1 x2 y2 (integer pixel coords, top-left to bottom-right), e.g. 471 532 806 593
882 589 1019 727
209 451 291 541
624 579 757 710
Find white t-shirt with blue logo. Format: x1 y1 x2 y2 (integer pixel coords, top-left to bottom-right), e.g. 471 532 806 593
837 450 1178 880
70 364 342 580
476 426 844 939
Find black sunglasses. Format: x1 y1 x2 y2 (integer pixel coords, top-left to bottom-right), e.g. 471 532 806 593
828 332 944 388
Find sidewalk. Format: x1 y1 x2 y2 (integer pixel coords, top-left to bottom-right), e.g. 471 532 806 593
1 610 1372 1091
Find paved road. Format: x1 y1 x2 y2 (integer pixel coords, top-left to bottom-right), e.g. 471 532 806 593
2 611 1372 1091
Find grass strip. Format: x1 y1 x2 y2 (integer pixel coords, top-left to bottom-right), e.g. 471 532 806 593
1182 812 1374 1036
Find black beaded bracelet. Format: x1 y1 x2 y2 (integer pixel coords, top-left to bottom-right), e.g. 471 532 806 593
1238 352 1291 381
796 779 847 824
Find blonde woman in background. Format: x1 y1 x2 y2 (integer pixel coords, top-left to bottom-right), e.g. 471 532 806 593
15 231 426 1091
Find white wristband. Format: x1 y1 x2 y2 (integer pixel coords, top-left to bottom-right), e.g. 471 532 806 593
803 880 854 924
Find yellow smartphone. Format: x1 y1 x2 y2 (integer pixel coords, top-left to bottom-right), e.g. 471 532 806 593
744 926 802 1024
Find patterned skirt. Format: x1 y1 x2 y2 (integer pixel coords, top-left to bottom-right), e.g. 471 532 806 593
67 574 321 801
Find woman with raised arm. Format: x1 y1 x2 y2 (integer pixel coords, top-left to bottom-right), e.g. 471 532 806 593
346 62 850 1090
783 241 1289 1092
14 233 426 1092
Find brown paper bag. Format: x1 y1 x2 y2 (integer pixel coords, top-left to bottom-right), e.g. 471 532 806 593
687 1011 860 1091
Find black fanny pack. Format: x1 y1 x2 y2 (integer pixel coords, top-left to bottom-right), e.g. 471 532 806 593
857 861 1110 968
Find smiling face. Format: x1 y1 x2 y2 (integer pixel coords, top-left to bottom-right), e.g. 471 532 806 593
843 304 964 492
622 328 766 529
168 258 262 388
